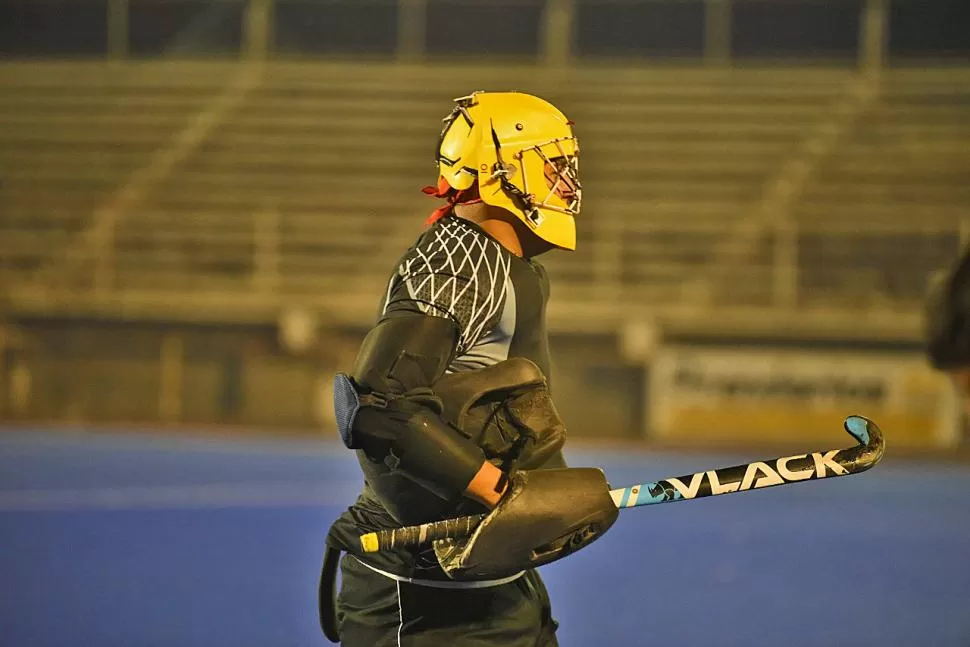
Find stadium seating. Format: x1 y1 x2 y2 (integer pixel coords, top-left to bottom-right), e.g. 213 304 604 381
111 63 859 324
2 61 967 333
544 67 857 313
0 62 231 287
795 69 970 310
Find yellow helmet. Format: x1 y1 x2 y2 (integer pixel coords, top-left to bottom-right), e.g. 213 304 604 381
434 91 582 251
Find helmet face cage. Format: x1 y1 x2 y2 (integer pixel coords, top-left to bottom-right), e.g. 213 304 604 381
509 137 581 227
533 137 582 214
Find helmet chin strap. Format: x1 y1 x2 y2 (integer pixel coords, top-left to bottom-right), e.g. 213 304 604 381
494 168 542 229
489 126 543 229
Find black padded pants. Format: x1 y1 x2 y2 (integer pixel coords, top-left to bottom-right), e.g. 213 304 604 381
335 554 559 647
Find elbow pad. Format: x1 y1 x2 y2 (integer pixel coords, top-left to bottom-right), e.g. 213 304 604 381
332 315 487 501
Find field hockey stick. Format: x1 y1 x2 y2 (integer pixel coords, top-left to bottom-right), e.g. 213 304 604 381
360 414 885 553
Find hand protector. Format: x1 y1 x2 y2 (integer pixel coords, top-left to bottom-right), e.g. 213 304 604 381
433 467 618 580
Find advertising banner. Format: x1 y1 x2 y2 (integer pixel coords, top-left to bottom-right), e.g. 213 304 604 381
649 346 959 448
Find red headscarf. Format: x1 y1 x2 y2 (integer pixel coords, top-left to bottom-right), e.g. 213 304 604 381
421 176 482 228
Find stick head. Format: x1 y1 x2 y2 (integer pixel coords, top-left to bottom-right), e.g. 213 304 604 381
842 415 886 472
844 415 874 445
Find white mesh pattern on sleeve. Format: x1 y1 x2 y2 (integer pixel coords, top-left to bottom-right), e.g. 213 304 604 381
382 219 511 355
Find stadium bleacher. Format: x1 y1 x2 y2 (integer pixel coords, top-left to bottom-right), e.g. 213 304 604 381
0 63 233 287
1 61 967 333
795 68 970 309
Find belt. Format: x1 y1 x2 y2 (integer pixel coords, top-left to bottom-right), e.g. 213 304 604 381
352 554 525 589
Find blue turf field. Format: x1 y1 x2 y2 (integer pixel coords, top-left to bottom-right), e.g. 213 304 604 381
1 428 968 647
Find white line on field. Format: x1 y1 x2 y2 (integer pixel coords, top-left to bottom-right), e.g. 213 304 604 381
0 481 360 511
0 431 347 458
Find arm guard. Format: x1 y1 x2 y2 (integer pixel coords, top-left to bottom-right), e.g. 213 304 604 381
333 315 488 502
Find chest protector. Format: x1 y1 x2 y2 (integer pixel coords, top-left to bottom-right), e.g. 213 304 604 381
436 357 565 471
